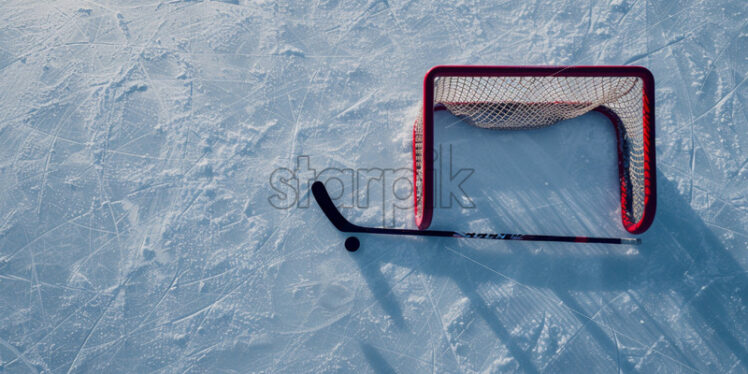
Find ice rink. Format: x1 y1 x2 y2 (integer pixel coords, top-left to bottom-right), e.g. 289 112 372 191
0 1 746 372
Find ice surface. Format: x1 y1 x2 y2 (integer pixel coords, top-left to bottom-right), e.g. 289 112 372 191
0 0 746 373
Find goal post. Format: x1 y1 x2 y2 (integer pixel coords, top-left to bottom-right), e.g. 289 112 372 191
412 65 656 234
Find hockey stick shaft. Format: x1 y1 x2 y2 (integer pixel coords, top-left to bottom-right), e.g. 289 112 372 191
312 182 640 245
453 232 639 244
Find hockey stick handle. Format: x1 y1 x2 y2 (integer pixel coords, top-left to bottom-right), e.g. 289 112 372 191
311 182 640 245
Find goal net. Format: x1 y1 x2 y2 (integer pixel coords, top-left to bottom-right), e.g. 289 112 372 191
412 66 656 234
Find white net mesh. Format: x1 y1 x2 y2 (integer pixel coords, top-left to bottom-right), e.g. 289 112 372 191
414 75 646 226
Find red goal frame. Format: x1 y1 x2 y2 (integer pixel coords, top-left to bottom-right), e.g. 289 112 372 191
412 65 656 234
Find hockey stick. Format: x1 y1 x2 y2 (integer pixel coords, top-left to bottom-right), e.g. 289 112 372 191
312 181 640 251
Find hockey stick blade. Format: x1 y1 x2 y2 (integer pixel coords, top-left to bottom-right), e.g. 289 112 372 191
311 181 640 245
312 181 453 237
311 181 359 232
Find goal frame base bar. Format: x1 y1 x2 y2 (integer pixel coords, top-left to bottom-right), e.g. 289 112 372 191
413 65 656 234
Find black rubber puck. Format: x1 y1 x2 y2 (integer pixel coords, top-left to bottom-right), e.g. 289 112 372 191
344 237 360 252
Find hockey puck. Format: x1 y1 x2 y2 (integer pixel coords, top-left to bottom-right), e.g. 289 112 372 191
344 237 360 252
